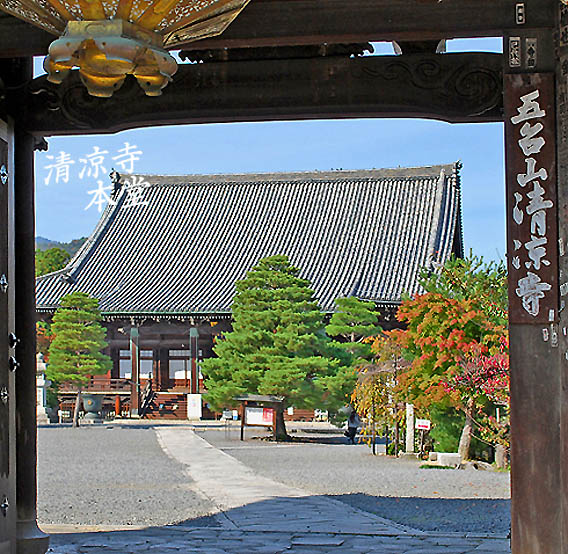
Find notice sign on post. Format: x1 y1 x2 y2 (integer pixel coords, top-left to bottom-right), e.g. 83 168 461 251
415 419 431 431
504 73 558 324
245 407 274 426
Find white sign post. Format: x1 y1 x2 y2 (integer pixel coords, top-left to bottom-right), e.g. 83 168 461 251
187 393 202 420
416 419 431 431
416 418 431 457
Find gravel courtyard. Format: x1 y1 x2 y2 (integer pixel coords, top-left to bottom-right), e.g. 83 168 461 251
196 426 511 534
37 425 216 527
38 423 511 535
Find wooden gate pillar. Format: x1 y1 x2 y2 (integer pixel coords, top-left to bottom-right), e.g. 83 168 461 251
0 91 17 554
8 60 49 554
554 5 568 551
505 12 567 553
14 128 47 554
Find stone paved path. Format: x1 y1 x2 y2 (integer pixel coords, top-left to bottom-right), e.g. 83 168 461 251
46 427 511 553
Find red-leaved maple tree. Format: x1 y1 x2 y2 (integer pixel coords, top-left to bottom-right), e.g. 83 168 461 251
386 255 509 459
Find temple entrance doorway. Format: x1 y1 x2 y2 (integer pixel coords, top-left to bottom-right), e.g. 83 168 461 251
33 37 511 552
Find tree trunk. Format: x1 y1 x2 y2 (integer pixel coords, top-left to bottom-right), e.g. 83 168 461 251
458 399 475 460
274 405 288 441
371 398 376 455
394 418 400 457
73 388 82 428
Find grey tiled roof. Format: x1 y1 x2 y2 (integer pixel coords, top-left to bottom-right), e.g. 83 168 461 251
36 164 463 317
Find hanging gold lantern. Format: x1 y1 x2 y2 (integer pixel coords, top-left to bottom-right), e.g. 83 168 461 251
0 0 251 97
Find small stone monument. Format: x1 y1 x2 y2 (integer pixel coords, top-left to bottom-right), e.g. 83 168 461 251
399 403 419 459
405 403 415 453
36 353 51 425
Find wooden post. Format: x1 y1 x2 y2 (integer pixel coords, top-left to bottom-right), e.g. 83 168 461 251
158 347 169 391
114 395 121 418
189 328 198 394
394 415 400 457
110 348 119 379
12 76 49 552
556 9 568 551
130 326 139 416
503 21 564 553
240 401 246 441
272 405 277 437
152 347 158 385
371 397 376 456
0 89 16 553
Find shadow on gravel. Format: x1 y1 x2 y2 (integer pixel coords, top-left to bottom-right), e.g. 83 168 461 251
331 493 511 534
45 493 511 553
280 434 356 445
291 434 389 446
38 423 198 430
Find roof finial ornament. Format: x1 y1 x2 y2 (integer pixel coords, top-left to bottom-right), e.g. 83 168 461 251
110 168 121 198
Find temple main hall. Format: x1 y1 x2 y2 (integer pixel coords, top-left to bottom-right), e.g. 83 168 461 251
36 163 464 419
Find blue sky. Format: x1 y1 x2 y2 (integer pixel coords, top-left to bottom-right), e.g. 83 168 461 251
34 38 505 262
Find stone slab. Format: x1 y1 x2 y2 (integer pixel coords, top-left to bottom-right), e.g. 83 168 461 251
437 453 463 467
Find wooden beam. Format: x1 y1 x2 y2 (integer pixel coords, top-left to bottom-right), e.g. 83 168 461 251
21 51 503 135
0 15 53 58
0 0 554 58
177 0 554 51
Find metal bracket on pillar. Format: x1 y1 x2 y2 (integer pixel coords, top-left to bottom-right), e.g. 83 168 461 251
515 3 526 25
0 496 8 517
0 274 7 293
9 332 19 348
9 356 19 372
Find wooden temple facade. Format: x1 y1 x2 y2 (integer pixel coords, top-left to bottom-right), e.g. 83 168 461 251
36 165 463 420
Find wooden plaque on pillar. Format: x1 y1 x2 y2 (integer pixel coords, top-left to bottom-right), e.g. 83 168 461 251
504 73 558 325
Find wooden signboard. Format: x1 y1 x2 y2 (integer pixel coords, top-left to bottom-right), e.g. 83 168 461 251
245 407 275 426
504 73 558 325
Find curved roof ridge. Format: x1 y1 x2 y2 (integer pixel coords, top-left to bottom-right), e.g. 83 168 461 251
64 186 127 278
125 163 457 186
36 267 69 282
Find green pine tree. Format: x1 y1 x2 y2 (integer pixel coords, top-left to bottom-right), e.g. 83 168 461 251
35 247 70 276
326 296 382 362
47 292 112 427
202 255 342 439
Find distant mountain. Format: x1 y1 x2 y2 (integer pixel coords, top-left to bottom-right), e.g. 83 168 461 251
35 236 87 256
